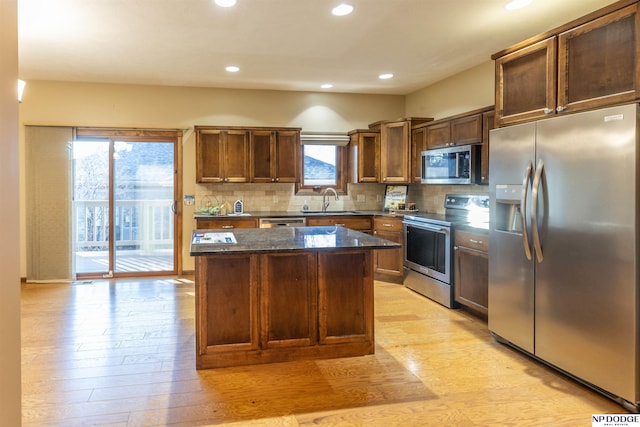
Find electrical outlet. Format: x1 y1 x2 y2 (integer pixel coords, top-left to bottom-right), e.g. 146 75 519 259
376 195 382 202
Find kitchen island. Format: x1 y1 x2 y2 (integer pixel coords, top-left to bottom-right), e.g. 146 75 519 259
190 226 401 369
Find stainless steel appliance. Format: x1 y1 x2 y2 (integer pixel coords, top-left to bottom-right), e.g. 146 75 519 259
489 103 639 412
403 194 488 308
421 145 480 184
258 217 306 228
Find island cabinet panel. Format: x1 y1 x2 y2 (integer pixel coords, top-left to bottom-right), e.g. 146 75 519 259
260 252 317 348
318 250 373 350
196 254 259 359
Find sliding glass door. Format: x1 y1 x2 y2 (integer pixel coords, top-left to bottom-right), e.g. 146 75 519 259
73 135 178 278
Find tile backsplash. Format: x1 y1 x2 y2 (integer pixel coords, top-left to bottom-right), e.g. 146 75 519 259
193 182 488 214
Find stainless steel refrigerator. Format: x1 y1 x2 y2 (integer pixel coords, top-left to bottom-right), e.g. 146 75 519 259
489 103 639 411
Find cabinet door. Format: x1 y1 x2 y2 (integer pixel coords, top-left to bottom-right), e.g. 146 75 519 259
350 131 380 183
274 130 299 183
196 254 260 356
196 131 224 183
495 37 557 126
223 130 250 183
451 114 482 145
250 130 276 183
411 127 426 183
480 110 495 185
426 121 451 149
557 4 639 114
260 252 317 348
318 250 373 347
454 246 488 316
380 121 410 183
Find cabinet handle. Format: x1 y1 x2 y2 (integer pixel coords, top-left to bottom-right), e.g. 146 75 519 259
275 177 279 182
454 246 458 250
335 223 345 226
221 225 234 229
556 106 566 113
469 239 484 244
383 223 393 227
543 108 554 114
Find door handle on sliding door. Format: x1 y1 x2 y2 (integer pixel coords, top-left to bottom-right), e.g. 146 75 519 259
531 159 544 263
521 161 533 261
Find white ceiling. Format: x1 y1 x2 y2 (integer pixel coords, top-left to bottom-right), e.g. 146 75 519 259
18 0 617 95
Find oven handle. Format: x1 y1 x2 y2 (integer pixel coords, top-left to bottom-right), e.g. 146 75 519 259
404 223 449 234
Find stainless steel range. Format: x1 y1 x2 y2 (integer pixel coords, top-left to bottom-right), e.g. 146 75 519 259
403 194 489 308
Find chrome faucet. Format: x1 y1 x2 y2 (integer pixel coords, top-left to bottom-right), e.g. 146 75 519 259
322 188 339 212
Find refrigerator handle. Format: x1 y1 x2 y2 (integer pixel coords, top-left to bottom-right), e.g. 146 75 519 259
531 159 544 263
521 161 533 261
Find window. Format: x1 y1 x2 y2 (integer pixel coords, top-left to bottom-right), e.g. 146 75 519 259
296 133 349 194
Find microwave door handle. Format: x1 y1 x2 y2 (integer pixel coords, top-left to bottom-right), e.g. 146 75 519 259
531 159 544 263
521 161 533 261
455 153 460 178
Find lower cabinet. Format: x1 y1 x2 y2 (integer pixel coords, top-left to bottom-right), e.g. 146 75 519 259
195 217 258 229
454 230 488 316
373 216 404 283
194 250 374 368
305 216 372 233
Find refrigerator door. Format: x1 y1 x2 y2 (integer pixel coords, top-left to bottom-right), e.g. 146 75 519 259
488 122 536 353
535 103 638 404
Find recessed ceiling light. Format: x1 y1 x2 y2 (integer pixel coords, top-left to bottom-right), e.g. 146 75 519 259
378 73 394 80
320 84 333 89
215 0 237 7
332 3 354 16
505 0 532 11
225 65 240 72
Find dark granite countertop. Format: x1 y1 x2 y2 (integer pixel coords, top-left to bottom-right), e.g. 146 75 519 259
193 210 404 219
190 226 401 256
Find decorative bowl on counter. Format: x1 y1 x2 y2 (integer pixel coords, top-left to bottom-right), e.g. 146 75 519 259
199 206 221 215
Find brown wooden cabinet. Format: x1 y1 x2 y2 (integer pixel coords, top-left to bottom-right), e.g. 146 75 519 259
250 129 300 183
306 216 372 233
373 216 404 283
380 118 432 183
194 249 374 368
480 109 495 185
454 230 488 316
494 1 639 126
195 217 258 230
196 128 249 183
348 129 380 183
410 126 426 183
425 112 483 149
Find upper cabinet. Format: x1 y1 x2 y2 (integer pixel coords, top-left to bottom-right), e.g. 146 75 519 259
250 129 300 183
494 1 639 126
196 127 250 183
379 118 432 183
425 113 483 150
196 126 300 184
349 129 380 183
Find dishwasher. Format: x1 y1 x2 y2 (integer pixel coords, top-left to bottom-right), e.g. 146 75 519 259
258 217 306 228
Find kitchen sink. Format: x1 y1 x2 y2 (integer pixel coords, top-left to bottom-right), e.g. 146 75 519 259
301 210 359 215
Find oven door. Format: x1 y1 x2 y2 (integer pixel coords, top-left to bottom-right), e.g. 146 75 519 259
403 220 451 284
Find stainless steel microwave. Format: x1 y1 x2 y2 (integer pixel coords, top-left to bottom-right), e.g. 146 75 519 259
421 145 479 185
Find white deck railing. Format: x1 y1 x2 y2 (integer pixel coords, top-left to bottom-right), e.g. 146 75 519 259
74 200 174 251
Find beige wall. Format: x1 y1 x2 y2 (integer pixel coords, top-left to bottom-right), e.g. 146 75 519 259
1 0 23 423
405 60 495 119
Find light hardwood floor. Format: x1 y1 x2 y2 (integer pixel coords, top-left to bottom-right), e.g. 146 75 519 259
21 278 624 426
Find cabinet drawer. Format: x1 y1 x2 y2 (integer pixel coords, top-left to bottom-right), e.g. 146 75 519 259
306 216 372 231
455 230 488 252
373 216 403 232
196 218 258 229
